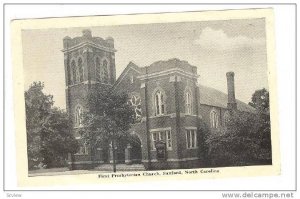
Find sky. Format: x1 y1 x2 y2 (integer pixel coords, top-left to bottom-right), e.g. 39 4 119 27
22 18 268 110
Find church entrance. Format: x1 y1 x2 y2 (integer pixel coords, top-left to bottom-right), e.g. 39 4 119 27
94 134 143 165
127 134 142 164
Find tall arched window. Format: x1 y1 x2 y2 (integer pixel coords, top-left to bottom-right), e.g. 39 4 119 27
75 106 83 127
71 60 77 85
101 59 109 84
95 57 101 82
210 110 219 129
185 89 192 115
154 90 165 116
78 57 83 82
68 64 72 85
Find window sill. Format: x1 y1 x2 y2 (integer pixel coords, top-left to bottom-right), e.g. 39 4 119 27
186 147 198 150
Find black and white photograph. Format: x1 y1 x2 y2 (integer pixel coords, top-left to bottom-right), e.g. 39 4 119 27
8 7 285 189
20 12 273 177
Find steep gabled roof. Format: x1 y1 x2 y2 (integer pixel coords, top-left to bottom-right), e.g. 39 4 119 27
199 85 256 113
114 58 256 113
113 61 141 90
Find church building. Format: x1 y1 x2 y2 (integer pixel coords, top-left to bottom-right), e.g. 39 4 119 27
63 30 255 170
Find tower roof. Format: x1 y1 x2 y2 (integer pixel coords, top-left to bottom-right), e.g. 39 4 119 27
62 30 116 53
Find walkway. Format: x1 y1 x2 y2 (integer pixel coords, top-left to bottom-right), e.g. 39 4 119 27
28 164 145 177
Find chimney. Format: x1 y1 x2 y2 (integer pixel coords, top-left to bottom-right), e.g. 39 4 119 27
226 72 237 110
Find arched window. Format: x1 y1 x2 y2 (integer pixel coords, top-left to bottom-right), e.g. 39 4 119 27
223 111 230 127
185 89 192 115
129 95 142 122
154 90 165 116
79 143 88 155
67 64 72 85
95 57 101 82
95 57 110 84
75 106 83 127
101 59 109 84
71 60 77 85
78 57 83 82
210 110 219 129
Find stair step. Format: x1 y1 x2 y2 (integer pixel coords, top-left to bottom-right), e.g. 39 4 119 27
94 164 146 171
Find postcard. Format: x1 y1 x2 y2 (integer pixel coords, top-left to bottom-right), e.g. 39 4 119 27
11 8 280 187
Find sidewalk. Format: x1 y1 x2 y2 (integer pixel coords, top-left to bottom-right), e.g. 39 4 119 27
28 164 145 177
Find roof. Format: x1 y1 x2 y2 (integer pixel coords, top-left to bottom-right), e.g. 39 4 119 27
199 85 256 113
113 61 141 90
114 58 256 113
139 58 197 75
62 30 115 51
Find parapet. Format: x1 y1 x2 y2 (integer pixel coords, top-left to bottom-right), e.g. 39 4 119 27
62 29 115 51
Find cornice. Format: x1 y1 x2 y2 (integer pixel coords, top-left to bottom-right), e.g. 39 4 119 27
62 41 117 53
137 68 199 80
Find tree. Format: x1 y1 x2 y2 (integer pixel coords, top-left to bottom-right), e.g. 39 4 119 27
249 88 269 113
40 108 79 168
206 88 272 167
25 82 78 169
249 88 271 161
206 111 263 166
78 87 135 172
198 119 211 166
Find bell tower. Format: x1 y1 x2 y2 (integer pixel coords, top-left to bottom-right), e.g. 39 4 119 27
62 29 117 138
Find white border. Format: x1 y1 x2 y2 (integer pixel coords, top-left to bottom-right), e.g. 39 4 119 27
2 3 297 195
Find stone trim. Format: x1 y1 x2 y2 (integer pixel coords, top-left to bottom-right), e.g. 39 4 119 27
62 41 116 53
149 127 171 132
138 68 199 81
185 126 197 130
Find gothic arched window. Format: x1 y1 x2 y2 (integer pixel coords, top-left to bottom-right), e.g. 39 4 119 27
71 60 77 85
67 63 72 85
95 57 101 82
101 59 109 84
78 57 83 82
129 95 142 122
75 105 83 127
185 89 192 115
210 110 219 129
154 90 165 116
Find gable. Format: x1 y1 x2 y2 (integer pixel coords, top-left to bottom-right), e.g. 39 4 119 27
113 62 141 95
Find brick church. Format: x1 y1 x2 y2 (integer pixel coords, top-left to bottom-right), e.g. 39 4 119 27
63 29 255 170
